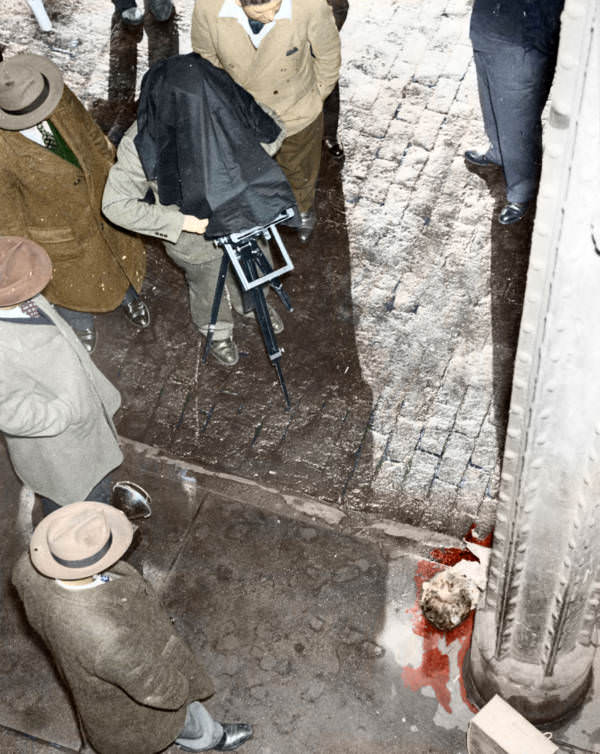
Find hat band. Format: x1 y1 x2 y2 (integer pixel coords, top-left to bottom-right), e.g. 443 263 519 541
1 75 50 116
51 532 113 570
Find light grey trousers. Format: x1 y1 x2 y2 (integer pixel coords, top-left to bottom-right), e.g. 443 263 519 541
473 44 555 203
165 234 272 340
175 701 223 751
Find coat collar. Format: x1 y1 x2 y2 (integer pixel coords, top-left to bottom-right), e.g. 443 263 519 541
218 0 292 48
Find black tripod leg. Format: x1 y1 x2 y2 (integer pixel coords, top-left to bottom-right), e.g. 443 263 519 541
239 252 291 409
254 248 294 312
203 251 230 364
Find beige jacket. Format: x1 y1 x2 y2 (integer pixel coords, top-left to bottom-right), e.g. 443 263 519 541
191 0 341 136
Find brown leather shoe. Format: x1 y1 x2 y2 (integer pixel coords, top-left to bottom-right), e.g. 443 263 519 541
210 336 239 366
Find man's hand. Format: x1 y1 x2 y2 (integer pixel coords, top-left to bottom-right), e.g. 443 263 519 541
182 215 209 234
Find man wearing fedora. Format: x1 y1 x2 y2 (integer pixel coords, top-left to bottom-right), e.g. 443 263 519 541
0 53 150 353
12 501 253 752
0 236 150 520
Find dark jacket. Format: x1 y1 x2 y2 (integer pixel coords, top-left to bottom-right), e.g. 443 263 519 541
134 53 297 239
12 555 214 754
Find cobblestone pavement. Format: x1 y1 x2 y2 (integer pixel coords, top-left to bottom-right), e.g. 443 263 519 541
0 0 534 539
1 443 597 754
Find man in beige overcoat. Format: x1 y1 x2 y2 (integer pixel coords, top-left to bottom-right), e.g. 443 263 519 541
0 53 150 352
191 0 341 242
13 501 252 752
0 236 149 519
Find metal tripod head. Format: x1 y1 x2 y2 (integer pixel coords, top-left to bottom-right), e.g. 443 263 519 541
214 207 295 291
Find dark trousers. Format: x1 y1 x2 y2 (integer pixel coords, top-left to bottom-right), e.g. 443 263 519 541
54 285 140 333
112 0 137 11
276 113 324 213
473 44 555 203
40 475 113 518
323 1 349 142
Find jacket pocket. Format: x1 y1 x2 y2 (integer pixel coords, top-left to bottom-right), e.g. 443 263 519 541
28 226 80 261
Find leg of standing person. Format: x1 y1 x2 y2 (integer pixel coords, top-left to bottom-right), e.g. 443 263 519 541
276 113 324 243
112 0 144 26
323 1 348 159
470 46 554 223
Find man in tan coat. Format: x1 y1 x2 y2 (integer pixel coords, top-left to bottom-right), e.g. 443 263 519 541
13 501 252 753
0 53 150 352
191 0 341 242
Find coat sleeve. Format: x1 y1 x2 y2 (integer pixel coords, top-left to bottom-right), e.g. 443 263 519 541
94 629 190 711
102 128 186 243
308 0 342 101
0 366 75 437
0 142 27 236
191 1 223 68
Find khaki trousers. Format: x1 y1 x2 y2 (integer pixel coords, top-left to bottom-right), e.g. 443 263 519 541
275 112 324 213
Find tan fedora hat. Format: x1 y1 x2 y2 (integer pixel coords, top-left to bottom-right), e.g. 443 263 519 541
0 236 53 306
0 54 64 131
30 502 134 580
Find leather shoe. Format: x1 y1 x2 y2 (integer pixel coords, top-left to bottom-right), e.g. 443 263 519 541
123 297 151 328
245 304 284 334
210 336 239 366
267 304 284 334
75 327 96 354
148 0 173 20
111 481 152 520
324 137 344 159
121 6 144 24
297 208 316 243
498 201 528 225
213 723 253 751
464 150 500 168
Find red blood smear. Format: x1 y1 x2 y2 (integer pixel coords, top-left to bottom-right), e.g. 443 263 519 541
400 548 479 714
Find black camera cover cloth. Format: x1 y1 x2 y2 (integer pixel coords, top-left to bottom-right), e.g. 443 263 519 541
135 53 297 240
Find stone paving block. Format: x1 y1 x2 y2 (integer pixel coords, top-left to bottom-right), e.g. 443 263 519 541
457 464 490 515
435 14 468 44
414 49 448 86
403 451 440 500
437 431 473 485
443 42 475 79
427 75 460 114
398 31 428 65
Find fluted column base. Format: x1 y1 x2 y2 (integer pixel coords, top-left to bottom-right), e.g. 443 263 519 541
467 610 594 723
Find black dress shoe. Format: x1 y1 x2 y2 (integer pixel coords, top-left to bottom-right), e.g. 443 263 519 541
123 297 151 328
111 481 152 519
464 150 500 168
75 327 96 354
324 137 344 159
498 201 529 225
213 723 253 751
148 0 173 20
297 208 316 243
244 304 284 334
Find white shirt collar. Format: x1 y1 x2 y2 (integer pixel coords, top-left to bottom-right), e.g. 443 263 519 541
218 0 292 48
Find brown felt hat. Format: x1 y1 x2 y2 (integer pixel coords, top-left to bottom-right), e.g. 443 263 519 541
0 236 53 306
0 54 64 130
30 502 134 580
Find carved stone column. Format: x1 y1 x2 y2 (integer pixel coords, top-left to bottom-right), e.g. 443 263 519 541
469 0 600 723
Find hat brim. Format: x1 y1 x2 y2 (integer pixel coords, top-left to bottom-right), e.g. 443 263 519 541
0 54 64 131
0 236 53 306
30 502 134 580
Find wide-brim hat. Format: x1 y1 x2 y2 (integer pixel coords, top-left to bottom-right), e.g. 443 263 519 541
0 54 64 130
0 236 53 306
30 502 134 580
